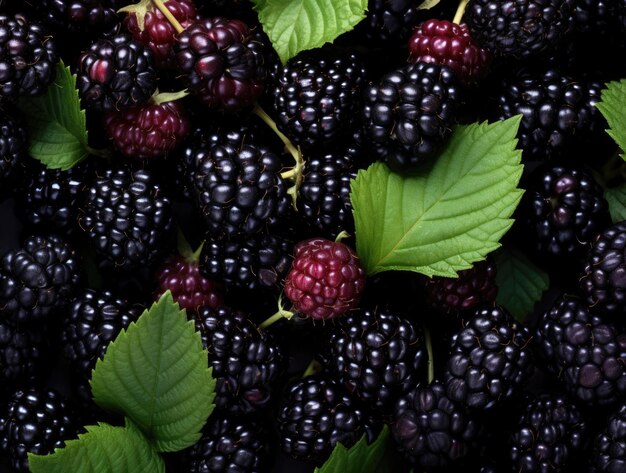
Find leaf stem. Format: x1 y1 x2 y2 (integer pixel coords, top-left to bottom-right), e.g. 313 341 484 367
258 295 294 329
453 0 470 24
302 359 322 378
86 146 112 159
424 325 434 384
151 0 185 34
334 230 351 243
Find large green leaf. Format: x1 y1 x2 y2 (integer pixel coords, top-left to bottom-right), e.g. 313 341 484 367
28 419 165 473
315 426 395 473
252 0 368 64
91 292 215 452
18 60 90 170
605 184 626 224
494 247 549 322
596 79 626 160
351 117 524 277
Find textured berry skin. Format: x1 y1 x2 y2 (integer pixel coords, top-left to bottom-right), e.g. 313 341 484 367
0 389 77 473
186 127 290 239
61 289 142 379
572 0 615 33
155 254 223 313
0 235 81 323
536 296 626 406
36 0 124 33
0 14 58 98
425 259 498 314
104 100 190 159
518 165 609 257
510 395 586 473
183 416 270 473
591 404 626 473
580 222 626 315
465 0 574 59
358 0 422 43
284 238 366 320
123 0 198 69
408 19 492 86
78 167 174 271
392 380 479 469
77 34 157 112
194 306 284 415
362 62 459 173
324 308 427 415
0 110 28 191
199 233 293 291
445 305 531 410
272 49 366 149
496 67 605 159
0 319 47 388
277 375 377 464
176 18 266 112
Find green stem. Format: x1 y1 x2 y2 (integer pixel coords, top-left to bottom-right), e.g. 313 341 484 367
334 230 350 243
258 295 294 329
302 359 322 378
151 89 189 105
86 146 112 159
151 0 185 34
453 0 470 24
424 325 434 384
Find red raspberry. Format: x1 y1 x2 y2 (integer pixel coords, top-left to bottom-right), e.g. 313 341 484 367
103 100 190 159
155 254 223 313
408 19 492 86
284 238 365 320
123 0 198 69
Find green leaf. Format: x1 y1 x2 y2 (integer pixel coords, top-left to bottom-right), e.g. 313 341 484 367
90 292 215 452
417 0 441 9
596 79 626 160
252 0 368 63
351 117 524 277
28 419 165 473
17 60 90 170
494 247 549 322
605 184 626 223
315 426 395 473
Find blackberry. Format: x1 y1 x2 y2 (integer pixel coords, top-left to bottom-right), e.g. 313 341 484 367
357 0 423 44
572 0 616 34
465 0 575 59
517 164 609 257
0 109 27 194
536 296 626 406
495 66 606 159
272 49 366 149
392 380 479 469
0 234 81 323
425 259 498 314
362 62 459 173
77 34 157 112
0 388 77 473
61 288 143 380
77 166 174 271
194 306 284 415
510 395 586 473
444 305 532 410
580 222 626 315
324 307 427 415
0 319 47 389
0 13 58 99
591 404 626 473
277 374 377 464
33 0 124 34
176 17 266 112
183 416 270 473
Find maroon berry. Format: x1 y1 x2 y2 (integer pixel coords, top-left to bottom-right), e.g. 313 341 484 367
283 238 365 320
425 259 498 314
408 19 492 86
123 0 198 69
104 100 190 158
176 17 266 112
156 254 223 313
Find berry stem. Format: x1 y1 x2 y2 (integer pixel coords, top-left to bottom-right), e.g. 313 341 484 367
334 230 350 243
302 359 322 378
86 145 112 159
424 325 434 384
453 0 470 24
258 295 294 329
151 89 189 105
151 0 185 34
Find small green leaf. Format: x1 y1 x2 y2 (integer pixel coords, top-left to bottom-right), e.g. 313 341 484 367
252 0 368 63
494 247 549 322
18 60 89 170
351 117 524 277
91 292 215 452
606 184 626 223
28 419 165 473
315 426 396 473
596 79 626 160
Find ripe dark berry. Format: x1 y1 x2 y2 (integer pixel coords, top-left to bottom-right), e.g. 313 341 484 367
0 109 28 193
77 34 157 112
357 0 423 44
590 404 626 473
0 319 47 389
35 0 124 34
176 18 266 112
362 62 459 173
104 100 190 159
408 19 492 86
284 238 366 320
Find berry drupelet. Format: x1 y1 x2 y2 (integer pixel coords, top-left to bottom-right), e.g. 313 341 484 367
0 319 47 389
34 0 124 34
357 0 423 44
590 404 626 472
0 109 28 193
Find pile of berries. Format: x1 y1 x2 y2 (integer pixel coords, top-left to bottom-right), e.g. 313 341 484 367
0 0 626 472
